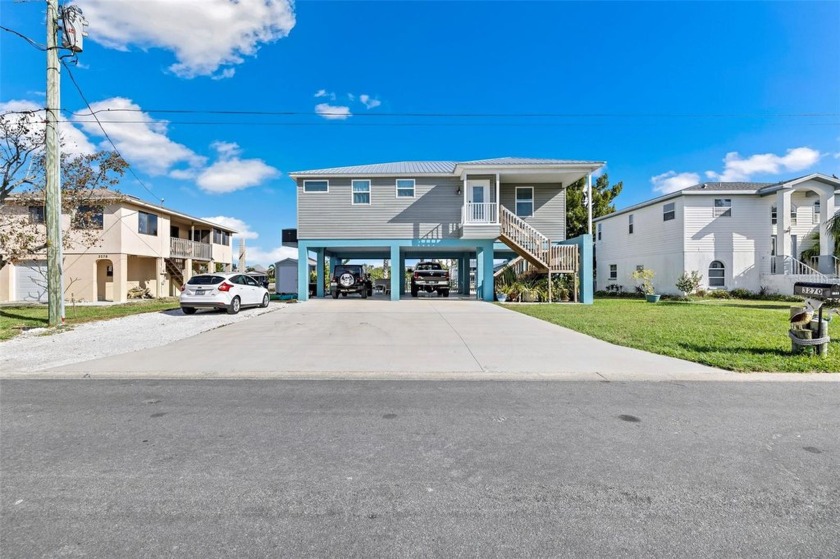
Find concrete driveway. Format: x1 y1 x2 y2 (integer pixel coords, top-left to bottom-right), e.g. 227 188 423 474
43 299 735 380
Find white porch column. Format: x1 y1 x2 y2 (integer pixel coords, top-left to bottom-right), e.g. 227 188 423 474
462 176 468 223
775 190 792 268
156 257 164 298
495 172 501 223
587 173 593 237
819 191 836 272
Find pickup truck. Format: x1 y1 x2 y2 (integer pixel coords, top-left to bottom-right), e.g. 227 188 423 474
411 261 450 297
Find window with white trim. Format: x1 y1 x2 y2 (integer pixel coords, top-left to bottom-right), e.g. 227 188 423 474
352 180 371 205
713 199 731 217
708 260 725 287
396 179 415 198
515 187 534 218
771 205 777 225
791 205 798 226
303 180 329 193
609 264 617 280
628 214 634 234
663 202 675 221
597 223 602 241
138 211 158 236
813 200 821 224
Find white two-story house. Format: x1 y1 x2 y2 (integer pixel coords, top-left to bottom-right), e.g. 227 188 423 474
289 157 604 302
594 173 839 295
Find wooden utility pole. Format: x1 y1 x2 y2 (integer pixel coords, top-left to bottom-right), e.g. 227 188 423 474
45 0 64 326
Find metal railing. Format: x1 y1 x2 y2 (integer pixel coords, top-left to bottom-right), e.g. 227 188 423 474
464 202 498 224
170 237 212 260
771 255 829 280
809 255 840 277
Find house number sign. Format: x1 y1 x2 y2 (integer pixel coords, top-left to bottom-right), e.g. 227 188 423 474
98 254 109 259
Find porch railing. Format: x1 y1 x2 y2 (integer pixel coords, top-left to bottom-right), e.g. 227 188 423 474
809 255 840 277
771 255 829 280
544 245 578 273
464 202 498 224
170 237 212 260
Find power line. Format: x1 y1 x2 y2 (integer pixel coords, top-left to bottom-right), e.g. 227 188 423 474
60 118 840 128
59 58 162 204
71 107 840 120
0 24 47 50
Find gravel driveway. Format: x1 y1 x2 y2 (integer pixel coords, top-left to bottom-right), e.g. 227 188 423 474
0 304 283 373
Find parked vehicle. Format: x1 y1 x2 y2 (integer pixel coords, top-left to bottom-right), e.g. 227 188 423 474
246 272 269 289
411 261 450 297
180 273 270 314
330 264 372 299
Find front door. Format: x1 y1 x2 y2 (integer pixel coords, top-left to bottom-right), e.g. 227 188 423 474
467 180 491 222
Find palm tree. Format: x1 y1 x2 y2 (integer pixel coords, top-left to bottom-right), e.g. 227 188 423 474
267 263 275 280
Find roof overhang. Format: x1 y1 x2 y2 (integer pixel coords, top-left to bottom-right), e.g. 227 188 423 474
457 163 605 185
758 173 840 196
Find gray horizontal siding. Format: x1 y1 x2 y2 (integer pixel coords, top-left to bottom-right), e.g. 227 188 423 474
500 183 566 241
298 177 464 240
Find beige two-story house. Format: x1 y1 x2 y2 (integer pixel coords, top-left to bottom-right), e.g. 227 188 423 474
0 190 236 303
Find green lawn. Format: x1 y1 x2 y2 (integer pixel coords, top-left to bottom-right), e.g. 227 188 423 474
0 299 181 341
504 298 840 373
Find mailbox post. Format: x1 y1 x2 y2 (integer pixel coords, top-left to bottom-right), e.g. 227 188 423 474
792 282 840 357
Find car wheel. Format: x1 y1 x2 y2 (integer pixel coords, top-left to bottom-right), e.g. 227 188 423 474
261 293 270 308
361 288 367 299
332 290 339 299
342 292 347 297
181 307 196 315
411 287 418 297
227 296 241 315
441 290 450 298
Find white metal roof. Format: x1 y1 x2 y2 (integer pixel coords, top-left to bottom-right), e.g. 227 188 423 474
290 157 604 177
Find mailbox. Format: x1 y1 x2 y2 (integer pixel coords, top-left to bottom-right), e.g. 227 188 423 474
793 282 840 300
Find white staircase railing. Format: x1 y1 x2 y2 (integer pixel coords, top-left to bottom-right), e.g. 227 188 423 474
772 255 830 281
809 255 840 278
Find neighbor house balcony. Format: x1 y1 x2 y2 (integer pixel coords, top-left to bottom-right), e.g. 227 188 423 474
170 237 212 260
461 202 500 239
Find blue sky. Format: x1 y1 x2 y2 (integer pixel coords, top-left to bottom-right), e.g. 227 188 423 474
2 0 839 265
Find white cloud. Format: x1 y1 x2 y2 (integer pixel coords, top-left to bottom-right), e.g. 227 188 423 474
77 0 296 78
314 89 336 100
705 147 822 181
1 99 95 157
201 216 259 240
359 94 381 109
196 141 280 194
210 68 236 81
73 97 204 175
245 245 299 267
651 171 700 194
315 103 352 120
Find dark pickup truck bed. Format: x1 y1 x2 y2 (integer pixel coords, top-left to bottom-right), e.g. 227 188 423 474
411 262 450 297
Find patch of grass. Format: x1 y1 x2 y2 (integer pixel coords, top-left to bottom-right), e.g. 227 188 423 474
504 298 840 373
0 299 181 342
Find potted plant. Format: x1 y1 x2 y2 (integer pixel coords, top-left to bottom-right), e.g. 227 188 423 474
631 268 659 302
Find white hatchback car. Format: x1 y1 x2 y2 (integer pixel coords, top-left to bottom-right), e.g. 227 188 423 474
179 273 270 315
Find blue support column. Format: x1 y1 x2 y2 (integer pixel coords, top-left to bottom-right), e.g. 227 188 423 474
315 248 325 298
399 253 406 295
297 245 309 301
476 242 494 302
390 244 400 301
460 255 469 295
579 234 593 304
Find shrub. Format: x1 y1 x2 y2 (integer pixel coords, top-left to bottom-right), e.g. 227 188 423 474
675 271 703 295
631 268 656 295
728 288 753 299
708 290 731 299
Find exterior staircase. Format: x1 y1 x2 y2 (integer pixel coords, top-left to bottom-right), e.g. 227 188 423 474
498 206 577 273
165 257 185 288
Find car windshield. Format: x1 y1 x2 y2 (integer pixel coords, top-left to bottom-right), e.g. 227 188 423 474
416 263 442 270
188 275 226 285
334 266 361 276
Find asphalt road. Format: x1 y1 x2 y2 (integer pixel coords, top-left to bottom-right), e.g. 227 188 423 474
2 380 838 558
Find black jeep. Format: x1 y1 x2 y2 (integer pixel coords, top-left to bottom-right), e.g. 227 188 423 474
330 264 373 299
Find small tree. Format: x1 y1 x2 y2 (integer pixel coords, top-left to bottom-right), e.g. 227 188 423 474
676 271 703 297
631 268 656 295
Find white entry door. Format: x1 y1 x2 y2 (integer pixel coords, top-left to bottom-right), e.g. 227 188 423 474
15 260 48 302
467 180 491 222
